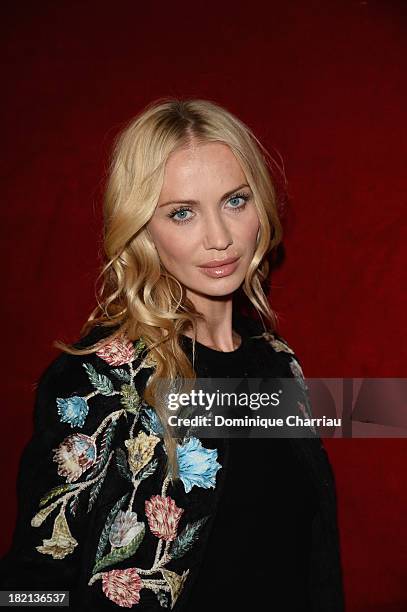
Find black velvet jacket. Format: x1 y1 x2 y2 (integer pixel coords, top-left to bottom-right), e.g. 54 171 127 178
0 314 345 611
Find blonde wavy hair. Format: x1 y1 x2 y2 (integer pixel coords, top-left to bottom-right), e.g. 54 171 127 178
55 97 285 480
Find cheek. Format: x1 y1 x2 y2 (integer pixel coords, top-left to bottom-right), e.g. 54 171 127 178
152 228 192 267
239 209 260 242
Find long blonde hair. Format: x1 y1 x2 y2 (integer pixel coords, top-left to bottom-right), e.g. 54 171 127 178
55 97 285 480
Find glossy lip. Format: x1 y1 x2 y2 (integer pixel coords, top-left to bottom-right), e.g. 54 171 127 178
198 257 240 278
198 256 239 268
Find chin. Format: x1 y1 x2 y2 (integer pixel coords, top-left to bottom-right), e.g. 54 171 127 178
185 274 245 299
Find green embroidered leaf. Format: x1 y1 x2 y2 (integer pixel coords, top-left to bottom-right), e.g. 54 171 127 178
141 413 153 434
68 495 79 517
85 421 117 481
92 524 146 574
120 383 140 414
134 338 146 355
82 362 115 396
156 590 169 608
39 484 75 508
111 367 131 383
94 492 130 565
138 458 158 482
170 516 210 560
87 472 106 513
115 448 133 482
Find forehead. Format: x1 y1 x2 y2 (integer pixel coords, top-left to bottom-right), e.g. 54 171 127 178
160 142 246 194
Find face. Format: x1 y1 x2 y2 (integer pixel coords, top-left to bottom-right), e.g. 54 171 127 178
147 142 260 305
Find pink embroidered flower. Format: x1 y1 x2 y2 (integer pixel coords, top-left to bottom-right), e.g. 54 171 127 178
145 495 184 542
96 334 135 366
102 568 142 608
53 433 97 483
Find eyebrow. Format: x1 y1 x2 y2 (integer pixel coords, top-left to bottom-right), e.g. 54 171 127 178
158 183 251 208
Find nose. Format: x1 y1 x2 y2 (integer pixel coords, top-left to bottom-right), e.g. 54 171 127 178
202 209 233 250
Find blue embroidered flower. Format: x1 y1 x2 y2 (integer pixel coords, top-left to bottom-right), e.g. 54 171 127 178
56 396 89 428
176 437 221 493
142 406 164 436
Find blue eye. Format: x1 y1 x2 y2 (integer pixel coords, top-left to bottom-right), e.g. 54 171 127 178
226 192 251 211
166 191 251 225
173 209 190 220
228 196 245 207
167 206 194 224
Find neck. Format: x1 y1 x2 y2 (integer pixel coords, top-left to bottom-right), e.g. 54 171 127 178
183 292 240 352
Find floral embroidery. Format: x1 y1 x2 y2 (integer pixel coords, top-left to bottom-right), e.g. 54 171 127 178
96 334 137 366
142 406 165 436
109 510 145 548
53 433 97 483
145 495 184 541
125 431 160 477
287 357 315 428
289 358 306 389
162 568 190 607
36 510 78 559
32 332 218 609
102 568 143 607
56 396 90 428
176 437 222 493
262 330 316 434
297 401 309 419
260 331 294 355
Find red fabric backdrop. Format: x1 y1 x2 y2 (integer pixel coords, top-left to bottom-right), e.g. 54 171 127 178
2 1 406 609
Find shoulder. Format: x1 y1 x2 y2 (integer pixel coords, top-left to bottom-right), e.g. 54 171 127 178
261 329 305 379
38 323 146 387
37 325 117 384
236 313 298 356
237 313 305 379
23 326 224 608
260 330 297 358
33 325 151 433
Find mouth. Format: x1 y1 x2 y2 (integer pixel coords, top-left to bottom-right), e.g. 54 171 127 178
198 256 240 279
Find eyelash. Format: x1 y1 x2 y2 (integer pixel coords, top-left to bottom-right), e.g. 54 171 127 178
167 191 251 225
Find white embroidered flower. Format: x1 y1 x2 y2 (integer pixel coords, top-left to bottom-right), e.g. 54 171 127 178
36 511 78 559
109 510 145 548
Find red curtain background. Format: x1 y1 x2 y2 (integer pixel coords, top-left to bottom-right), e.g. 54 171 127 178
2 1 406 609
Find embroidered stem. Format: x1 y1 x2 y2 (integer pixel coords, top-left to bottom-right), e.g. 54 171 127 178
149 539 171 573
88 572 103 586
92 410 125 440
129 413 138 438
161 475 170 497
131 357 151 379
84 391 99 400
153 539 163 567
141 580 169 591
128 479 141 509
39 452 114 517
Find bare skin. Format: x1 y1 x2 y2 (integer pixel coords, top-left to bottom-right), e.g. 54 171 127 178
147 140 260 352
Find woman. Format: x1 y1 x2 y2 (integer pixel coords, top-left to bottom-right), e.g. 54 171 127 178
0 98 344 610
